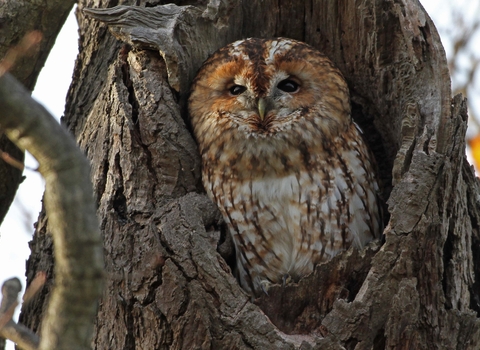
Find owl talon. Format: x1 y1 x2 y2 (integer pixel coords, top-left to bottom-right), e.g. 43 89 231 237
282 274 292 287
259 280 272 296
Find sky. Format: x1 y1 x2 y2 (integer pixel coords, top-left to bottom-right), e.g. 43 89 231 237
0 1 478 348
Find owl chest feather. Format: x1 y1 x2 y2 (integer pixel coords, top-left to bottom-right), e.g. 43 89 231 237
240 173 317 268
203 125 380 294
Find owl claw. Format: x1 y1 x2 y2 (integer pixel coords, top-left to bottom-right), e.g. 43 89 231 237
259 275 292 295
282 274 292 287
259 280 272 296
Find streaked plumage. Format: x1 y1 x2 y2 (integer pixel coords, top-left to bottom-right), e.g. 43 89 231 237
189 38 381 296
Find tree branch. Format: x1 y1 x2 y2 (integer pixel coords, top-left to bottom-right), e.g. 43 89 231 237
0 0 76 90
0 72 104 350
0 0 76 226
0 278 39 350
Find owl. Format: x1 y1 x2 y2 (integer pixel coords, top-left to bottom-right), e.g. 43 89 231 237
188 38 382 297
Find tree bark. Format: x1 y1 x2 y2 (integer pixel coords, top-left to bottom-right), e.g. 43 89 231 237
21 0 480 349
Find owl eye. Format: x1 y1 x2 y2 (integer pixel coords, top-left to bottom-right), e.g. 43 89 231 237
277 79 299 93
229 85 247 96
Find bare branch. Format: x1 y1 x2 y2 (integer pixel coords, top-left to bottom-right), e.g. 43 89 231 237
0 0 76 90
22 273 47 305
0 72 104 350
0 31 43 77
0 278 39 350
0 151 25 171
0 0 75 226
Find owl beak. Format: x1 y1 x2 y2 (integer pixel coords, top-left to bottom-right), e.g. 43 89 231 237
258 98 267 121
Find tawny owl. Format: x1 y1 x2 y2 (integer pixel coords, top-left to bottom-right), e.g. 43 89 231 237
188 38 382 296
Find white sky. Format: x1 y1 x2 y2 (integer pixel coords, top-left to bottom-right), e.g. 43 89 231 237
0 1 478 348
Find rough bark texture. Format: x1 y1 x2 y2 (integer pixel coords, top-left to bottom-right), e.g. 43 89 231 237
21 0 480 349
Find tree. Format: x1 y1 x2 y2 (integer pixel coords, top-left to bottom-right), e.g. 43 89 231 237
2 0 480 349
0 0 77 227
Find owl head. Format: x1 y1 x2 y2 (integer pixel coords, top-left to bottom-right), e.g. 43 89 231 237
189 38 352 155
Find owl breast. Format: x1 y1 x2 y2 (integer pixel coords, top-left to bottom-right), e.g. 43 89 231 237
189 37 382 296
203 122 380 295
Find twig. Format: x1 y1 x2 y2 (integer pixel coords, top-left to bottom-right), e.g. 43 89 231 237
0 31 43 77
22 273 47 305
0 278 39 350
0 150 25 171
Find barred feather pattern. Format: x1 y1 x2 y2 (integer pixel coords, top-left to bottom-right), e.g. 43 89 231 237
189 38 382 296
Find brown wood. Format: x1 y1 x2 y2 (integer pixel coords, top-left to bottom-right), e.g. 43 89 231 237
20 0 480 349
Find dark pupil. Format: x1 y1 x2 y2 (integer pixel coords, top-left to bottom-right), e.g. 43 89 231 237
229 85 246 95
277 79 299 93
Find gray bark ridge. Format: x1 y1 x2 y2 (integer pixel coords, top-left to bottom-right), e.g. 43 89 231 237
83 2 235 94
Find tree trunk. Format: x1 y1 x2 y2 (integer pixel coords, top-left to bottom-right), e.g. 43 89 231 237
21 0 480 349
